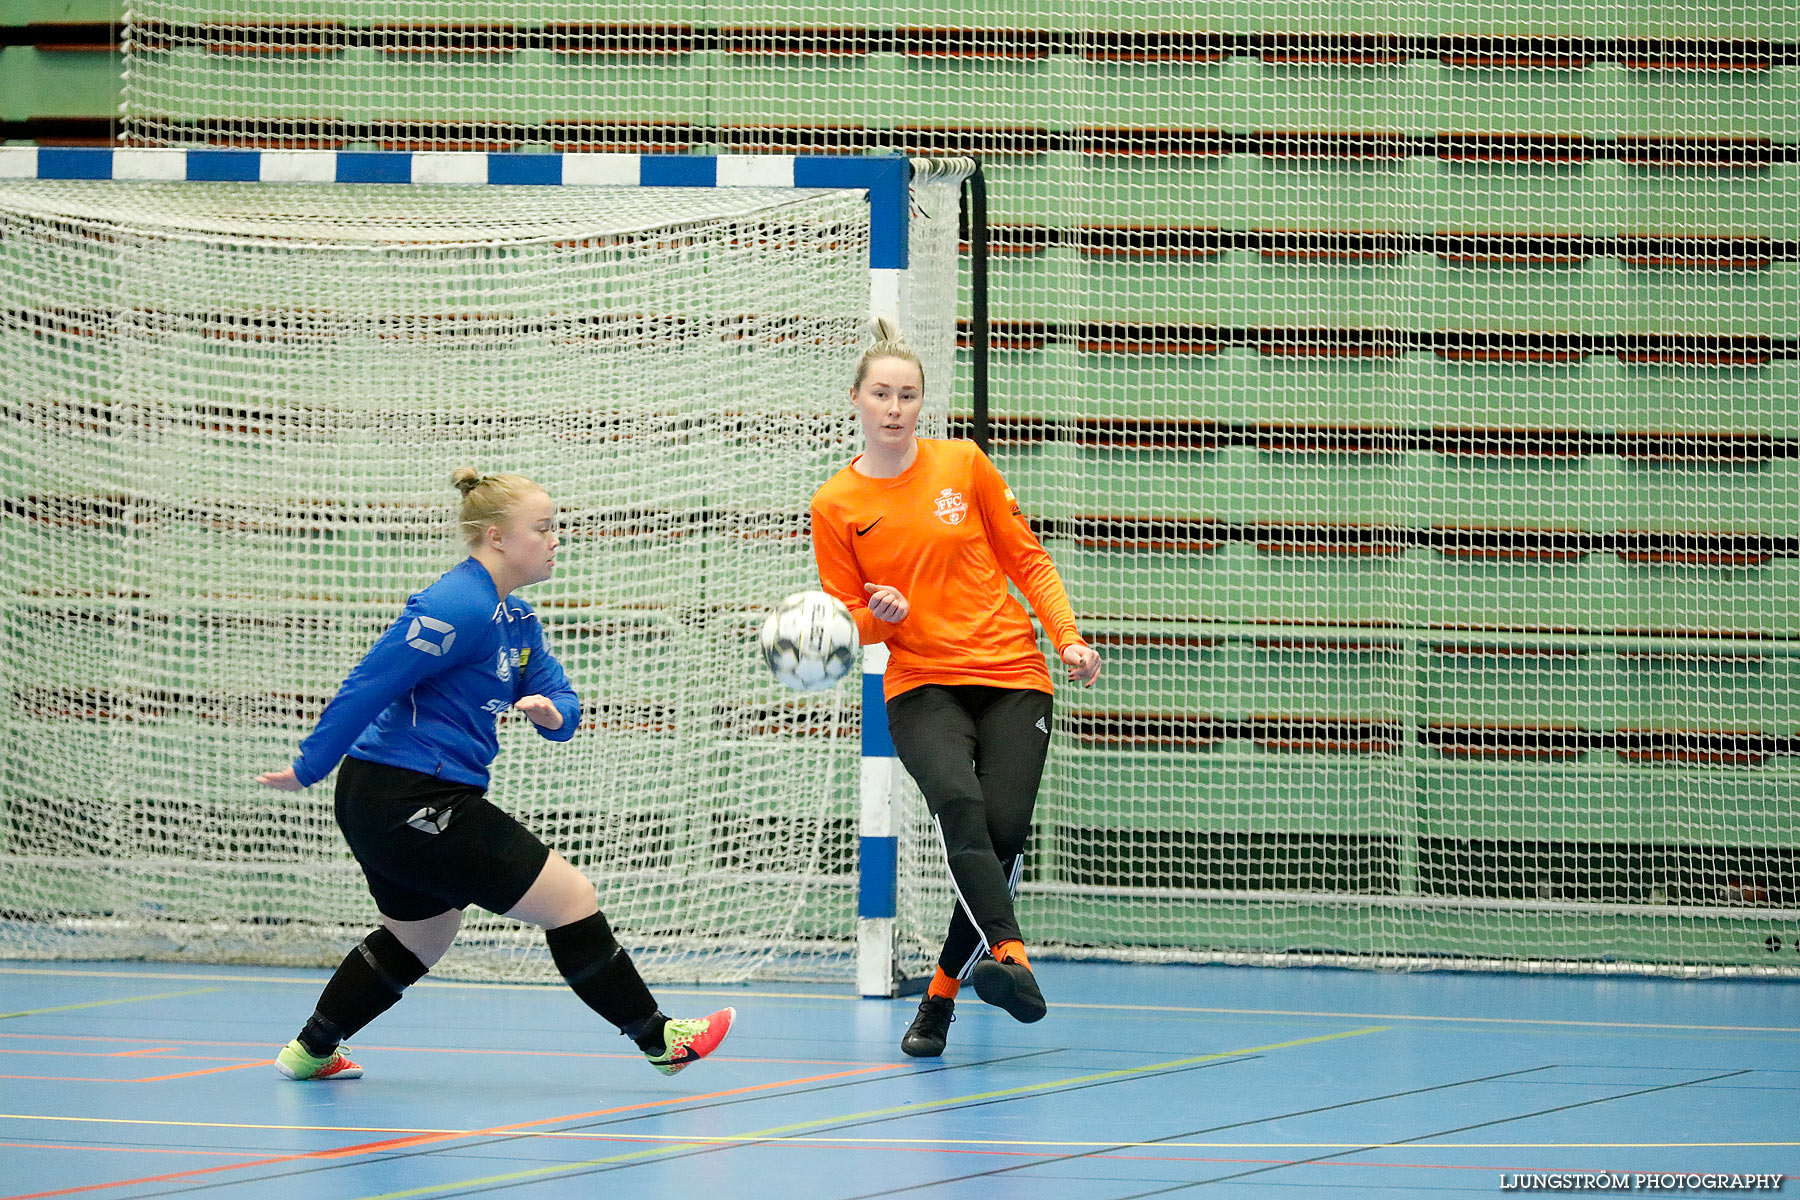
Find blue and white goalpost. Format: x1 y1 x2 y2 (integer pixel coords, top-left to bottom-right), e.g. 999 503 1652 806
0 147 965 990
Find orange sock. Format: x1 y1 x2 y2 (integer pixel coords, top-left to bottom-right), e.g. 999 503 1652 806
927 966 960 1000
991 939 1030 969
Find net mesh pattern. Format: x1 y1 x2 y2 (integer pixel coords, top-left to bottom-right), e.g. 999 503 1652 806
82 1 1800 975
0 176 962 981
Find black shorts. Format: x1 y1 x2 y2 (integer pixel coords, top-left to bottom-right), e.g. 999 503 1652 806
334 756 551 922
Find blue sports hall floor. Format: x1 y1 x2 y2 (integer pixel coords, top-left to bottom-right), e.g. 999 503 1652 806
0 959 1793 1198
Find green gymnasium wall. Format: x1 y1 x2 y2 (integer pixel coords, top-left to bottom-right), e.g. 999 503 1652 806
6 0 1800 969
2 1 119 143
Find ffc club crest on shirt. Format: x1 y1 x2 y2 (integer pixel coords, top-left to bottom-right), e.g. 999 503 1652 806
933 487 968 526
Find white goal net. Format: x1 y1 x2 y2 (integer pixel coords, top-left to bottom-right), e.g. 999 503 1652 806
64 0 1800 978
0 162 962 982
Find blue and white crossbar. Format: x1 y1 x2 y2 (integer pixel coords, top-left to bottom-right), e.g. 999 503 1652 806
0 147 912 272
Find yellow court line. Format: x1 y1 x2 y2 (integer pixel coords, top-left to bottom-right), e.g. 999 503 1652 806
352 1025 1389 1200
3 966 1793 1034
0 988 220 1021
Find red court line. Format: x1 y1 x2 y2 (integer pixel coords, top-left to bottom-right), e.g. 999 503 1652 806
1 1051 203 1060
0 1063 266 1084
308 1062 904 1156
132 1063 269 1083
1 1062 905 1200
0 1046 272 1083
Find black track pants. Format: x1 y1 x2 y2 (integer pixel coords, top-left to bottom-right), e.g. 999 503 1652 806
885 684 1053 978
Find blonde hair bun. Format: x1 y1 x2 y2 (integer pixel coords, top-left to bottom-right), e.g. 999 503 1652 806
852 318 923 391
452 469 545 547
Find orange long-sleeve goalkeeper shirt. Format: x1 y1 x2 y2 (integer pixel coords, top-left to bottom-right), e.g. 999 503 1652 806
810 438 1086 701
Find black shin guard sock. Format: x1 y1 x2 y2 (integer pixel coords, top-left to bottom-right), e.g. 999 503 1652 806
544 911 659 1041
300 926 429 1056
622 1012 670 1055
296 1014 346 1060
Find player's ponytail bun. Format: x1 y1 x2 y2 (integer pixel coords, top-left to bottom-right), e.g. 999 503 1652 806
452 468 543 547
852 318 925 392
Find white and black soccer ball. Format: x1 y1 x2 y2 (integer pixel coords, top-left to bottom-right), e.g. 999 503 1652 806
759 590 858 691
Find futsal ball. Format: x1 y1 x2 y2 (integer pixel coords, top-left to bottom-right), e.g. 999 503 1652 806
760 591 858 691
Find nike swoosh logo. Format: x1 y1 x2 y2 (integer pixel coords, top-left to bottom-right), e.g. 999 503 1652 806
856 519 883 537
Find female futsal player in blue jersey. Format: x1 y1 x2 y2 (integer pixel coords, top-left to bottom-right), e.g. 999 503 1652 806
258 467 733 1081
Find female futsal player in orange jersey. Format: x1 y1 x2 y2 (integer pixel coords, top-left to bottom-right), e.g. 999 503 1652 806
810 322 1102 1057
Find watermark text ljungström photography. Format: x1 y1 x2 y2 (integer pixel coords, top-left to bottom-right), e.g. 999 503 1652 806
1499 1174 1785 1193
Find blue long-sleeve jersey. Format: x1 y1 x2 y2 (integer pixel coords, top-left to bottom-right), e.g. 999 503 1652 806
293 557 581 788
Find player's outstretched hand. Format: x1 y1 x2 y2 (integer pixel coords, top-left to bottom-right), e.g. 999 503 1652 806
864 582 910 624
257 767 304 791
514 694 565 731
1062 643 1103 688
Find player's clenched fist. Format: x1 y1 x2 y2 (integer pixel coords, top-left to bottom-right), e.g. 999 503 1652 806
864 582 910 624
